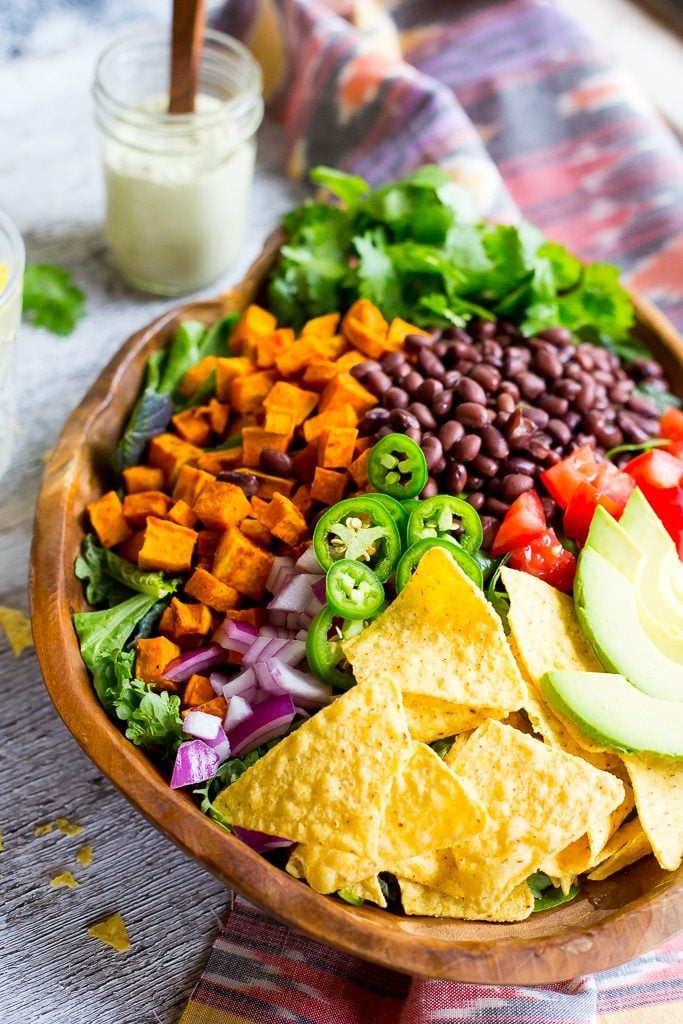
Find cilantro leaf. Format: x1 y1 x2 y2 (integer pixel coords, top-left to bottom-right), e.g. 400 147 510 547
353 230 403 319
527 871 580 911
22 263 86 336
310 166 370 208
632 383 682 415
119 683 184 757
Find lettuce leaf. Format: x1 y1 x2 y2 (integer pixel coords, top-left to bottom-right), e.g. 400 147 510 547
527 871 580 911
75 534 179 604
74 592 160 672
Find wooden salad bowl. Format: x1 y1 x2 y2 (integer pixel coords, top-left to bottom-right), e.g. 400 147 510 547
30 230 683 984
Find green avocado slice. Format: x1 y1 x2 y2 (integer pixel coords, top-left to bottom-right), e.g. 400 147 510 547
574 547 683 702
542 670 683 757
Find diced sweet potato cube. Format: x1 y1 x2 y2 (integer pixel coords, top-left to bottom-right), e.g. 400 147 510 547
117 530 145 564
318 374 377 416
354 436 374 454
182 695 228 719
164 598 213 644
172 464 214 506
207 398 230 436
87 491 132 549
292 484 314 515
386 317 429 349
301 312 340 338
158 605 176 635
212 527 274 600
122 490 172 527
197 529 221 557
342 299 389 358
196 448 243 474
264 406 298 436
122 465 165 494
256 327 295 368
182 673 216 708
193 480 251 530
310 334 347 360
167 499 198 529
171 408 212 447
135 636 181 687
311 467 348 506
240 517 274 548
138 516 198 574
292 441 320 482
263 382 319 425
302 361 338 390
318 427 359 469
253 492 308 546
230 370 276 415
250 495 270 519
179 355 218 399
231 304 277 352
335 350 366 373
348 447 371 487
185 566 242 611
302 405 358 443
275 339 326 378
236 469 295 500
148 433 202 487
215 356 253 401
241 427 292 469
226 607 266 628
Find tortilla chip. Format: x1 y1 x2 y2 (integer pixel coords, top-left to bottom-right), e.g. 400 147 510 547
344 548 525 713
404 694 498 742
445 719 624 912
0 606 33 657
87 913 131 952
345 875 387 908
286 741 485 892
76 844 93 867
397 877 534 922
588 818 651 880
213 676 411 858
621 753 683 871
521 683 622 774
541 835 593 880
392 847 464 899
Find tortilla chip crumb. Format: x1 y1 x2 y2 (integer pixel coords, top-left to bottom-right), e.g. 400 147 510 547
34 823 54 836
87 913 131 952
0 830 4 852
76 844 93 867
50 870 80 888
41 448 54 464
0 606 33 657
55 818 84 836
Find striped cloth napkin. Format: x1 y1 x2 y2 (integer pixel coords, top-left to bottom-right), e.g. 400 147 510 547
181 1 683 1021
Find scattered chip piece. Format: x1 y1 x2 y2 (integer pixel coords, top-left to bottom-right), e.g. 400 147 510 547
34 823 54 836
87 913 131 953
55 818 84 836
0 830 3 852
76 844 93 867
50 870 80 888
0 606 33 657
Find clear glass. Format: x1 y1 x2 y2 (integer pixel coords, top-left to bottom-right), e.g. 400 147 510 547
93 28 264 296
0 211 25 482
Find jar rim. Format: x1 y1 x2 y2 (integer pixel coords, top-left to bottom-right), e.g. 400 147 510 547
0 209 25 300
93 26 263 135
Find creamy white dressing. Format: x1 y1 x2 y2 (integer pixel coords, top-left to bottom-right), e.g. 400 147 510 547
0 227 24 481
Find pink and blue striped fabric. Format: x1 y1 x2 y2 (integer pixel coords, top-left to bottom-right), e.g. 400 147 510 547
182 1 683 1020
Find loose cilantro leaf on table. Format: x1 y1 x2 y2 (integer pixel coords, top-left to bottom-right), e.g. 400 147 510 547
527 871 580 911
22 263 86 336
268 165 639 353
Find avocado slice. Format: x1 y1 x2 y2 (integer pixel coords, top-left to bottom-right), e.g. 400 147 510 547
585 505 641 584
542 670 683 757
574 547 683 702
620 489 683 602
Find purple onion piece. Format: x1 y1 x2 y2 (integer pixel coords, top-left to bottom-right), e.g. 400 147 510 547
170 740 220 788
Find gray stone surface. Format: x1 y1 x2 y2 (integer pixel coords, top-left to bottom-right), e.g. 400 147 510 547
0 25 306 1024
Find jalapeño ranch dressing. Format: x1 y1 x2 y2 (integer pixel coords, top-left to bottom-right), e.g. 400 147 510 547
0 212 25 482
93 30 263 296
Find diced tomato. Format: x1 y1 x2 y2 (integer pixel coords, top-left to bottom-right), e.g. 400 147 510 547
541 445 601 508
624 448 683 490
591 463 635 507
507 528 577 593
659 407 683 442
563 480 624 546
491 491 547 556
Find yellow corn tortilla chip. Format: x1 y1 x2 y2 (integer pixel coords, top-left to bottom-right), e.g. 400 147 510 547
55 817 84 836
541 835 593 880
49 870 80 888
521 682 622 774
344 875 387 908
392 847 464 899
213 676 411 858
397 877 534 922
445 719 624 912
587 817 651 880
404 694 499 742
621 753 683 871
76 844 93 867
286 741 486 892
87 913 131 952
0 606 33 657
344 548 525 713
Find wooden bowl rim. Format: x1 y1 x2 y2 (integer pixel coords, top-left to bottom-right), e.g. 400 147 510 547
30 244 683 985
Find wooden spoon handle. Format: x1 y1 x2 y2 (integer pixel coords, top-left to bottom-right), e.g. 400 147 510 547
168 0 206 114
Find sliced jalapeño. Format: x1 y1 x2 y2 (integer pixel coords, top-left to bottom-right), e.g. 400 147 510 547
406 494 483 554
326 559 385 621
367 433 428 500
306 606 365 690
395 537 484 592
313 496 400 582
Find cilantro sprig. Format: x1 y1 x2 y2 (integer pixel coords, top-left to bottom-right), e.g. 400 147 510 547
268 165 638 358
22 263 86 336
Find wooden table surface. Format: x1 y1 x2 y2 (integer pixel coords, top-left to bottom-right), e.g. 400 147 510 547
0 26 305 1024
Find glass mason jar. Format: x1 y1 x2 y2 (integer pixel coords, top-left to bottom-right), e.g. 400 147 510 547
93 28 264 296
0 210 25 482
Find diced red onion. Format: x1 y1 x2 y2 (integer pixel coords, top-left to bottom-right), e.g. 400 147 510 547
295 546 322 574
255 659 332 708
164 643 226 684
227 694 295 757
295 629 308 641
242 635 290 666
213 618 259 654
259 625 296 638
276 639 307 666
182 710 222 741
267 610 289 627
218 668 257 699
203 726 231 763
294 706 310 719
170 740 219 788
224 694 253 732
267 573 325 614
232 826 293 853
311 576 326 603
209 670 231 695
266 555 296 595
286 610 313 631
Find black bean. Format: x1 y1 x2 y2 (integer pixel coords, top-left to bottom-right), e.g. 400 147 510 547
408 402 437 430
481 516 499 550
498 381 521 402
438 420 465 452
380 351 406 374
432 390 453 419
506 411 537 447
389 408 420 432
496 393 516 414
467 473 485 491
406 426 422 444
554 378 582 402
421 436 445 472
593 423 623 449
532 349 563 380
538 326 572 345
443 461 467 494
467 492 486 511
565 410 581 432
418 349 445 379
384 386 409 410
405 332 434 353
358 407 391 435
432 456 447 476
574 377 597 412
617 410 650 443
576 348 595 371
443 326 471 343
539 394 569 417
528 439 553 461
515 371 547 401
420 476 440 499
453 377 487 406
260 449 293 476
540 496 557 521
350 361 372 381
376 425 394 439
217 471 259 497
471 453 499 478
481 340 504 365
473 319 497 340
414 378 443 404
627 394 660 418
364 369 393 395
452 434 482 463
484 497 511 518
608 379 634 403
394 362 412 382
546 418 572 446
523 407 550 430
442 370 462 388
500 474 535 501
455 403 490 429
469 364 501 393
628 358 664 381
480 424 509 459
502 456 537 476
